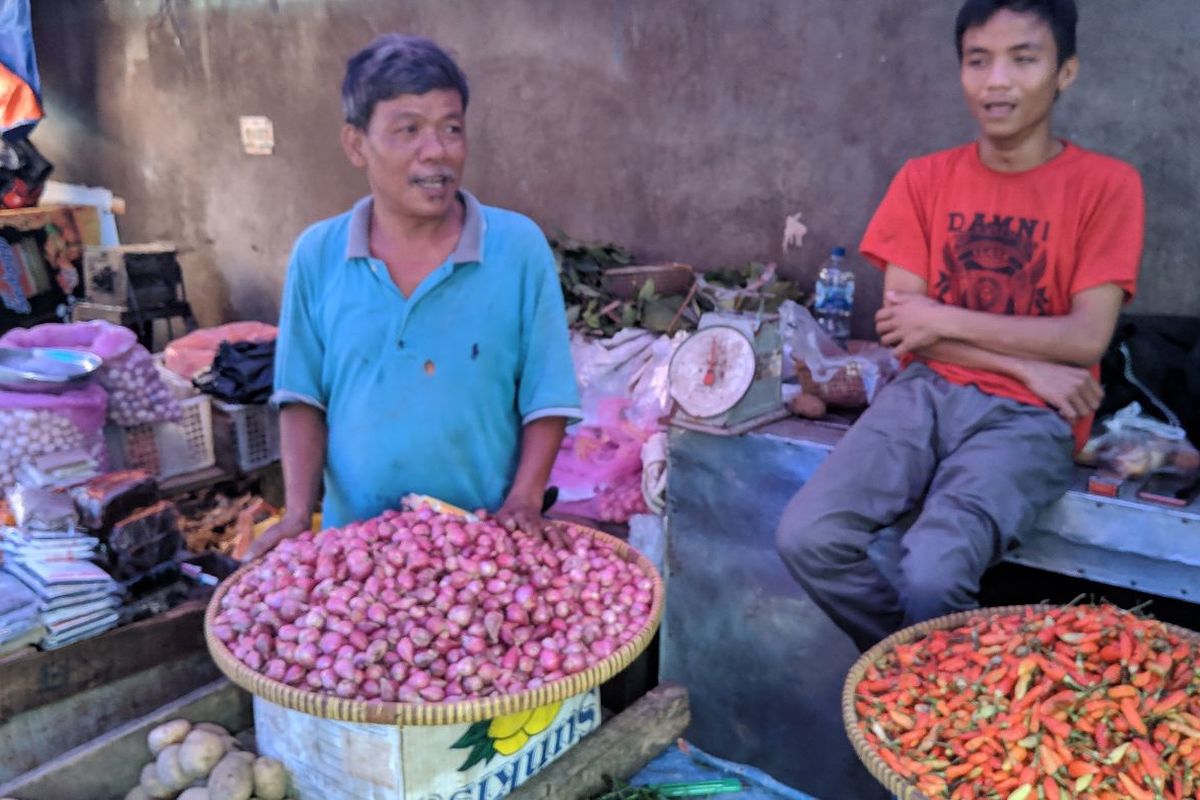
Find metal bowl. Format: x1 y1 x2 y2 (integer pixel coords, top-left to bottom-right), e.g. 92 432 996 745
0 347 103 393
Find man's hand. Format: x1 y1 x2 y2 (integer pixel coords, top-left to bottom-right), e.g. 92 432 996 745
495 492 565 549
1018 360 1104 422
875 291 947 357
244 512 311 562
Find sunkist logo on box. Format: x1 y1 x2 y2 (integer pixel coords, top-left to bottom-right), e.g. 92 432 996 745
424 700 599 800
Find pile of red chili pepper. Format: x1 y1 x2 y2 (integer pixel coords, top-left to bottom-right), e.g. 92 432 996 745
853 604 1200 800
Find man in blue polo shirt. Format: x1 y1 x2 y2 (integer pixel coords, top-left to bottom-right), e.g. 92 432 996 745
248 35 580 557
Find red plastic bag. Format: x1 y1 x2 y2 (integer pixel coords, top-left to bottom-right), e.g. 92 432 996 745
164 322 277 380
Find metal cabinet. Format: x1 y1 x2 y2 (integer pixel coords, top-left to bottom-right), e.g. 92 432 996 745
660 419 1200 799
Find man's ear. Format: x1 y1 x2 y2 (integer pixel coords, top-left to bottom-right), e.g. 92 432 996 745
341 123 367 168
1056 55 1080 96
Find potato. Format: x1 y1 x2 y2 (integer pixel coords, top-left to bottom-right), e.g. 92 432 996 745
124 791 151 800
178 789 210 800
148 719 193 755
789 392 827 419
208 751 255 800
140 762 174 800
193 722 239 753
179 729 228 778
252 756 289 800
158 743 193 791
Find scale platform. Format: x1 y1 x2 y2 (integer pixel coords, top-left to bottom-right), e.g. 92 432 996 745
669 406 791 437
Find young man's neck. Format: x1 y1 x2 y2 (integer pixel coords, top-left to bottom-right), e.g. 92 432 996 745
977 130 1064 173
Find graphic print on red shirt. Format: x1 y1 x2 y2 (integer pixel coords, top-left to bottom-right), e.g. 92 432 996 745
937 212 1052 317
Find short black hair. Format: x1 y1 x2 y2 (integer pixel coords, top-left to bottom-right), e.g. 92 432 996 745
955 0 1078 68
342 34 470 130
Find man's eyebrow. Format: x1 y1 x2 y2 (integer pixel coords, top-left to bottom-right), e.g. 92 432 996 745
383 110 465 121
963 41 1044 55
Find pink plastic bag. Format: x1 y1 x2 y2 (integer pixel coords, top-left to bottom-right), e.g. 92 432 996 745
0 321 181 427
0 320 133 359
164 322 277 380
551 396 652 523
0 383 108 492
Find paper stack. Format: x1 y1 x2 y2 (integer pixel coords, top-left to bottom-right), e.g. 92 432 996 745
0 526 101 564
1 485 121 649
4 558 120 649
0 571 45 656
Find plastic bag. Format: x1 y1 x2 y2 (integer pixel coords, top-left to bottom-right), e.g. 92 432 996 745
551 396 653 523
70 469 158 533
6 484 76 530
163 322 278 380
780 300 897 408
0 382 107 493
553 328 683 523
106 499 181 581
1077 402 1200 479
641 431 668 515
0 320 181 426
569 329 684 430
0 572 39 646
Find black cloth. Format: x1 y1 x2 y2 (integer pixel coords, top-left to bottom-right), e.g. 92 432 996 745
194 340 275 404
1099 314 1200 447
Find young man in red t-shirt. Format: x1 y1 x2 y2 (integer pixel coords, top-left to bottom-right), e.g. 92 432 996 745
776 0 1144 651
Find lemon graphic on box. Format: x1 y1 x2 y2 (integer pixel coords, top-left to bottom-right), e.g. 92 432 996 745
451 701 563 771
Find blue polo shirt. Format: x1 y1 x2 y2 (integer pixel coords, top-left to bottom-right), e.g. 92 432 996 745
273 191 581 527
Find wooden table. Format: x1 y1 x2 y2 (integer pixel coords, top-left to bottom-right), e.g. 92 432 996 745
0 599 219 782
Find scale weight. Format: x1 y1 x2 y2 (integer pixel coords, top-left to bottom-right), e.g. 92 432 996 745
668 312 789 436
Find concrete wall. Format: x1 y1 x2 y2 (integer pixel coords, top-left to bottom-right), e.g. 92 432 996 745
30 1 1199 333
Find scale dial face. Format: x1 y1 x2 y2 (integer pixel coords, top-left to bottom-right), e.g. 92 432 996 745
669 325 757 419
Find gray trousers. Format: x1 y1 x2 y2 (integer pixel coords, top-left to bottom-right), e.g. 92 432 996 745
775 363 1075 651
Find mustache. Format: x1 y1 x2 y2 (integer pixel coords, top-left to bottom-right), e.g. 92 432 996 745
409 170 456 184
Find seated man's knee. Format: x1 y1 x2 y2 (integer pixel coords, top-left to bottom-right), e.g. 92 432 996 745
902 566 979 624
776 508 851 577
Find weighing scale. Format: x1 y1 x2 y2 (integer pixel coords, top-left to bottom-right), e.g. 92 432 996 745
668 311 789 436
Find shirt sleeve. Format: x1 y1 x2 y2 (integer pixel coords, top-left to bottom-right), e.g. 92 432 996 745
859 159 933 281
517 230 582 426
1070 164 1145 301
272 232 327 411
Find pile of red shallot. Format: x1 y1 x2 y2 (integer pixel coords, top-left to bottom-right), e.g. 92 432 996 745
210 506 657 704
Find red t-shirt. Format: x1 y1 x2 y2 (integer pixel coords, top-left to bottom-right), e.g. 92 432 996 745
860 141 1145 448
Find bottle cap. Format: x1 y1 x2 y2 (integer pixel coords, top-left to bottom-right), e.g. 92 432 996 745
831 247 846 257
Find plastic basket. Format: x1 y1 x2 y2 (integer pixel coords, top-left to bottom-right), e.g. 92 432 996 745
213 400 279 472
114 394 215 479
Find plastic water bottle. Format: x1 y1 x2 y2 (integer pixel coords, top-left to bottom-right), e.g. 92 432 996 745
814 246 854 345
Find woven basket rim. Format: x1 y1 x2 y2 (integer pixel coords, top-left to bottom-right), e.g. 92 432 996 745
205 515 664 727
841 603 1200 800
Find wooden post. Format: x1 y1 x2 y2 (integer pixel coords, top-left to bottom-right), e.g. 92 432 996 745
507 683 690 800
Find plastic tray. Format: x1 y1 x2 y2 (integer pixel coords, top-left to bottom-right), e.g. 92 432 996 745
213 400 280 472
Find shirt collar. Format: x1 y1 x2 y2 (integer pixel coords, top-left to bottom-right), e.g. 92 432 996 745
345 189 484 265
